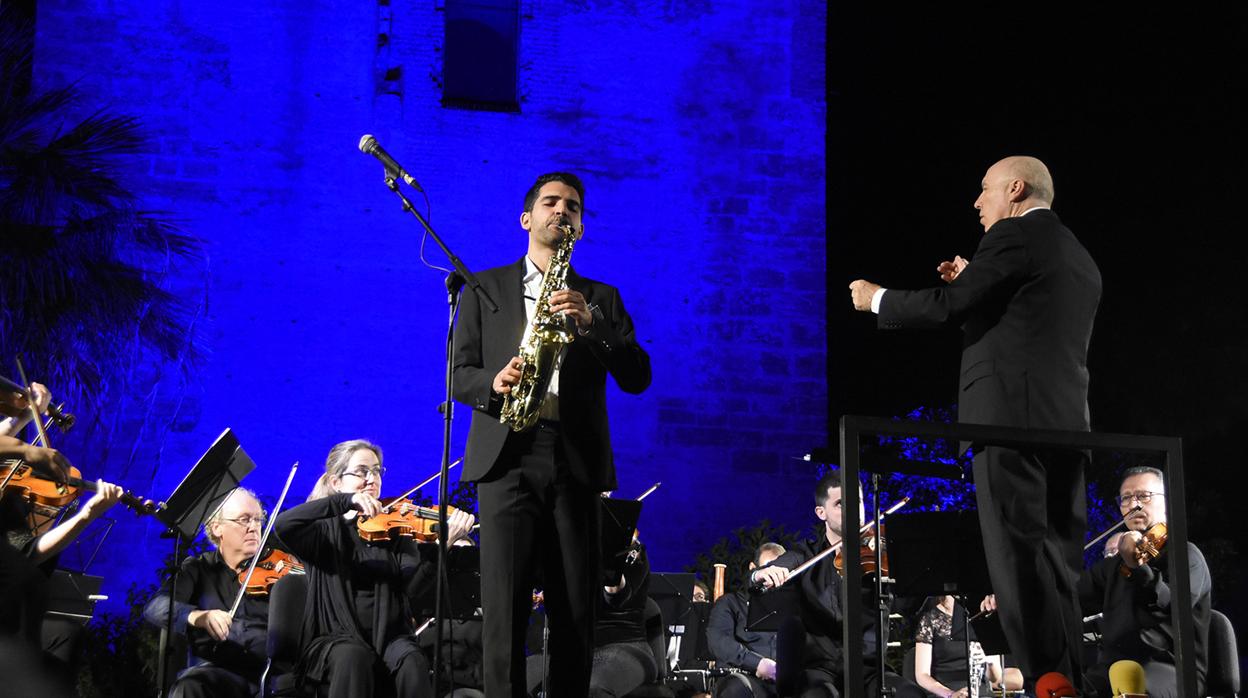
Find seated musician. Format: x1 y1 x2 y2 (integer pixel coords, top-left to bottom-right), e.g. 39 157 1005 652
750 470 916 698
142 487 270 698
1078 465 1211 698
2 433 121 671
910 595 1022 698
525 538 657 698
273 439 474 698
707 542 785 698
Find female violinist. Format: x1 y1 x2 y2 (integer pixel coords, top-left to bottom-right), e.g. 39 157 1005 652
273 439 474 698
141 487 270 698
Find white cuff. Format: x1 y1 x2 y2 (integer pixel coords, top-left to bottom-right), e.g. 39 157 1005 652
870 287 887 314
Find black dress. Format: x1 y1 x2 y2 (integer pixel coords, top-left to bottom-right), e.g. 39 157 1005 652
274 492 432 698
912 604 989 696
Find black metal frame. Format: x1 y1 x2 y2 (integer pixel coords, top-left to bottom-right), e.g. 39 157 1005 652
837 415 1195 698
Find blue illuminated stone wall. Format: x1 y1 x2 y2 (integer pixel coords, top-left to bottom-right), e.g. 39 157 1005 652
30 0 827 611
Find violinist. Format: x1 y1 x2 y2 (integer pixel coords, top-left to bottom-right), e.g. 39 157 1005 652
706 542 786 698
749 470 915 698
272 439 474 698
1077 466 1211 698
2 433 121 669
142 487 270 698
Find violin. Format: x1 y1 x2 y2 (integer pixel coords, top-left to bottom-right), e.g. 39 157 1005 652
357 498 467 543
1119 522 1168 577
1 459 159 516
237 548 305 596
833 525 890 577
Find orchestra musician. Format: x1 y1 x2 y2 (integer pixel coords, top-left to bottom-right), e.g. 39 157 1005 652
451 172 651 697
272 439 474 698
3 389 122 685
909 595 1022 698
1078 466 1211 697
750 470 915 697
142 487 270 698
706 542 785 698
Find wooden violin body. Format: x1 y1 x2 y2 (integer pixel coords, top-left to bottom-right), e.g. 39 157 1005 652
1119 522 1168 577
1 459 158 515
833 526 890 577
356 498 465 543
238 549 305 596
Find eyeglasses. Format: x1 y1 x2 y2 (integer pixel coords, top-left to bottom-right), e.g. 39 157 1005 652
221 515 265 529
1116 491 1163 506
341 467 385 481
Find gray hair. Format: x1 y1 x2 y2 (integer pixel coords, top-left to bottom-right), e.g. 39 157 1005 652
204 487 262 547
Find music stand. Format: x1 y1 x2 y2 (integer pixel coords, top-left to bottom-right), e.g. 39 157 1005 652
154 428 257 697
409 544 481 620
44 570 104 624
649 572 701 667
887 510 1000 695
745 583 802 632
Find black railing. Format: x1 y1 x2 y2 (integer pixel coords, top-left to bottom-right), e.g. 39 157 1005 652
836 415 1194 698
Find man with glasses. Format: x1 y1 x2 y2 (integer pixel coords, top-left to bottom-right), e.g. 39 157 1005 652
144 488 272 698
1078 466 1212 697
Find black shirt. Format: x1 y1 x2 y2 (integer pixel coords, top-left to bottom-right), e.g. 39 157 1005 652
141 549 270 680
1078 541 1211 690
595 542 649 647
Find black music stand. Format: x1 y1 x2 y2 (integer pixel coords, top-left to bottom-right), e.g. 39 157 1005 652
887 510 1001 695
649 572 701 667
410 544 481 620
154 428 257 697
745 583 802 632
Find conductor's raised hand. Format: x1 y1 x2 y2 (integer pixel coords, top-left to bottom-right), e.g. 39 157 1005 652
492 357 524 395
937 255 969 283
848 280 881 311
351 492 384 518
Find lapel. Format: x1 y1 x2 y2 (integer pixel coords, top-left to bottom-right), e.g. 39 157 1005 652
505 257 528 349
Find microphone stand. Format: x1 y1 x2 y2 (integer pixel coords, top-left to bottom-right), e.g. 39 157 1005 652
379 170 497 696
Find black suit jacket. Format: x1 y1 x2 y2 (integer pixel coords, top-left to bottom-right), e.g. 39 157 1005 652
452 257 650 489
879 210 1101 432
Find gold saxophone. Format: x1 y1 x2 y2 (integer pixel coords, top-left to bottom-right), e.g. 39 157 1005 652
499 223 583 432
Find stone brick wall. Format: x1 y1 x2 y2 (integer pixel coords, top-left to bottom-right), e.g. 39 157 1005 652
31 0 826 604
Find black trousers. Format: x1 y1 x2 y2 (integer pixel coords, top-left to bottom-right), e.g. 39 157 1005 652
168 664 256 698
478 422 600 698
320 636 432 698
973 446 1086 683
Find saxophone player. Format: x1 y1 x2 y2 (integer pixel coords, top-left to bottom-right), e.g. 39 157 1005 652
452 172 651 697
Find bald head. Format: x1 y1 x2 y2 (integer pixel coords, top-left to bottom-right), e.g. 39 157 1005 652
997 156 1054 204
974 155 1055 231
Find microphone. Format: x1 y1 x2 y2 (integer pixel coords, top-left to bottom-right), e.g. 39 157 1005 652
1034 671 1078 697
1108 659 1147 697
357 134 424 192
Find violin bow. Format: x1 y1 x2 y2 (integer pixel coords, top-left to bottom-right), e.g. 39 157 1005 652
13 357 51 449
382 457 463 513
1082 503 1143 551
764 496 910 591
228 462 298 620
635 482 661 501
